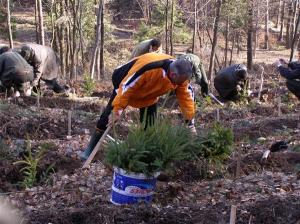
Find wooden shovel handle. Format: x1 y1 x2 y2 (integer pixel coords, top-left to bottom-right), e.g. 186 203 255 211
82 125 112 168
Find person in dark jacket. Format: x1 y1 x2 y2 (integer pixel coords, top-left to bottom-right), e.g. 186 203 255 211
79 53 196 161
275 58 300 99
214 64 247 101
20 44 69 94
177 53 209 96
0 47 34 97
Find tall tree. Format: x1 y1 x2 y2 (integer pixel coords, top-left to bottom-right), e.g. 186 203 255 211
165 0 169 54
290 6 300 61
247 0 254 70
35 0 40 44
37 0 45 45
6 0 13 48
192 0 197 53
90 0 103 79
286 2 293 48
208 0 222 82
279 0 285 41
170 0 174 55
264 0 269 49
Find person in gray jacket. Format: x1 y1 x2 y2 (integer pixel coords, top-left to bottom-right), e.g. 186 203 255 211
130 38 162 59
214 64 248 101
20 43 69 94
0 47 34 96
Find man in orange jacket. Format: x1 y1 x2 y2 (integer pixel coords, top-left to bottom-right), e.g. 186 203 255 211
80 53 196 160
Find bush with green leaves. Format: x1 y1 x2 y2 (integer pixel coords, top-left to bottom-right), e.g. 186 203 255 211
105 120 193 176
106 120 234 176
13 141 54 188
188 123 234 162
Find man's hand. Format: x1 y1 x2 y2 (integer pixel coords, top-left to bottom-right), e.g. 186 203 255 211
274 59 283 67
108 110 123 126
279 58 287 65
189 125 197 135
237 85 242 92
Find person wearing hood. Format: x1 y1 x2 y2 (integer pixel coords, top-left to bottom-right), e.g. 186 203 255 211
0 46 34 97
274 57 300 99
20 43 69 94
214 64 248 101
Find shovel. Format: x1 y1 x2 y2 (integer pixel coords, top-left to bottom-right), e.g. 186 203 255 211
82 125 112 169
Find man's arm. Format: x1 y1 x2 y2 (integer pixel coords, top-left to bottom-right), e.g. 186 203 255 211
278 66 300 80
31 53 42 86
175 81 195 121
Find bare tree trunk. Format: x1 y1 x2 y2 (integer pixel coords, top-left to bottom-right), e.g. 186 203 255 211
291 0 299 45
59 1 65 77
264 0 269 49
279 1 285 41
90 0 103 79
100 1 105 78
170 0 174 55
229 34 235 65
165 0 169 54
206 28 221 69
286 2 293 48
247 0 254 70
37 0 45 45
276 0 282 28
50 0 55 47
208 0 222 82
224 15 229 67
253 3 259 58
6 0 13 48
192 0 197 53
290 7 300 61
35 0 40 44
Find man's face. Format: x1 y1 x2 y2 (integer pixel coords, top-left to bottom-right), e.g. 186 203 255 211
297 51 300 61
169 72 187 85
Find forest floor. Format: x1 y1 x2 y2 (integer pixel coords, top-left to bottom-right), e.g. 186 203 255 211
1 4 300 224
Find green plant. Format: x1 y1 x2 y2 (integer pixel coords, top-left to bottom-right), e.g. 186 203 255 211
13 141 53 188
105 120 193 176
189 123 234 162
82 74 96 96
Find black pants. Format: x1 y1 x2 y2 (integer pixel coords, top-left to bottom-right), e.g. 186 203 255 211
286 79 300 100
96 68 157 130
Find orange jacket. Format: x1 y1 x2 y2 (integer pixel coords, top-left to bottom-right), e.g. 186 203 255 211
112 53 195 120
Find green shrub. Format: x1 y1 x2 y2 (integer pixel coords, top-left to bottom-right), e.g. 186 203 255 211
105 120 192 176
189 123 234 162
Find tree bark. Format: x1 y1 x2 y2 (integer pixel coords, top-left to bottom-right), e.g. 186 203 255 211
90 0 103 79
276 0 282 28
170 0 174 55
253 3 259 58
192 0 197 53
279 1 285 41
37 0 45 45
264 0 269 49
7 0 13 48
229 34 235 65
224 15 229 67
35 0 40 44
100 1 105 78
208 0 222 82
290 7 300 61
286 2 293 48
247 0 254 70
165 0 169 54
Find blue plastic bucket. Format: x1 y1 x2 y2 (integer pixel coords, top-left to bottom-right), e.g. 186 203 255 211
110 167 160 205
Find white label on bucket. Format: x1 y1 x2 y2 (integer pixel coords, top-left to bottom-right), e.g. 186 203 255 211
111 185 154 197
125 186 153 196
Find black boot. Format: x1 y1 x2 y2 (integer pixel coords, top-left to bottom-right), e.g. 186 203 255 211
79 129 104 161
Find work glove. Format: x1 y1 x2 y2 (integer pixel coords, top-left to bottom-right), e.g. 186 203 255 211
200 82 209 97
